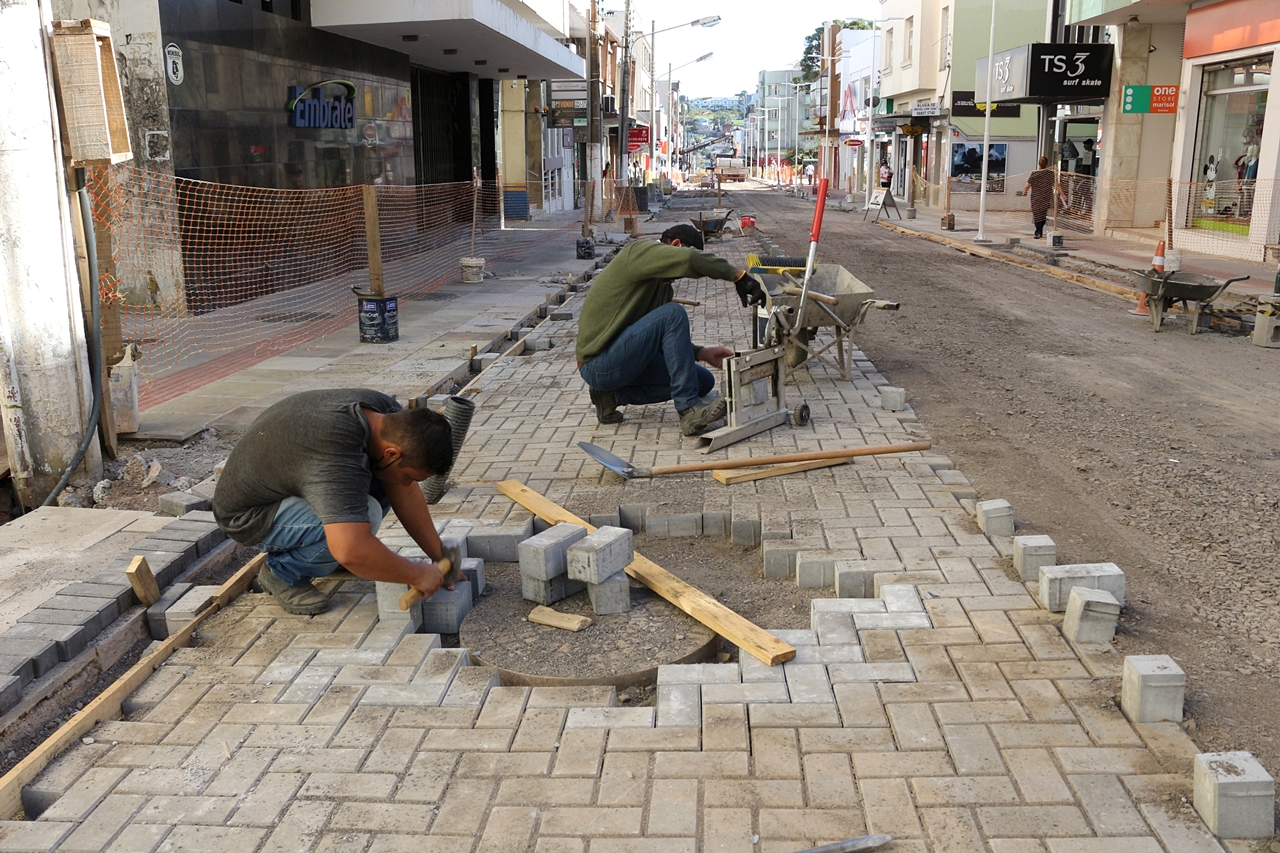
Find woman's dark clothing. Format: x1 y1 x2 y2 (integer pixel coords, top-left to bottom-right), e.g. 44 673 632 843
1027 169 1055 237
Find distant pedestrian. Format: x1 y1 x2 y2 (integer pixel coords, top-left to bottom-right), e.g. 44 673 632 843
804 163 815 185
1021 156 1064 239
879 160 893 189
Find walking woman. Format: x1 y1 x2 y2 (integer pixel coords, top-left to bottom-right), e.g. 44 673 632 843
1022 157 1063 239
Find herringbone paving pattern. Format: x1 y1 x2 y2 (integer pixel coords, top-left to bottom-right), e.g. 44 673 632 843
0 229 1237 852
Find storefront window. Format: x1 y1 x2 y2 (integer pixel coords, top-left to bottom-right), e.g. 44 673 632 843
1191 57 1269 233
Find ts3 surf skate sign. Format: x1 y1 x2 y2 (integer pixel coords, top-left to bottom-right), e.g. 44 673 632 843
976 43 1113 103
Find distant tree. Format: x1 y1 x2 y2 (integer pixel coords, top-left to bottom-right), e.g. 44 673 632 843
799 19 872 82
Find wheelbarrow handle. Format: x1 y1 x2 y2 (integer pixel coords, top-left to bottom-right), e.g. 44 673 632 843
1223 275 1251 285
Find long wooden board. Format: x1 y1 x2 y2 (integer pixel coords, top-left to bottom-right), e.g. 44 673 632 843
497 480 795 666
712 457 851 485
0 553 264 819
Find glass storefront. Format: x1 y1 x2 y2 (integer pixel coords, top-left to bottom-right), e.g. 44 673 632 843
1191 56 1270 233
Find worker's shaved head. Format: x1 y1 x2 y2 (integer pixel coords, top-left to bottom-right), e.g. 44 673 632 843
660 224 704 251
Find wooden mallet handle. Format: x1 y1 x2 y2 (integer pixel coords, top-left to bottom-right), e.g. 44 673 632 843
782 286 838 305
398 557 451 610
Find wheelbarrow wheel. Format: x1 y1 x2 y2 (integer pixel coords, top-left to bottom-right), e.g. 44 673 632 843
793 404 811 427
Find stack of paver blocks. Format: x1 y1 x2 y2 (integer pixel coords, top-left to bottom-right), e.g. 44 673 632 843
567 526 633 615
518 523 589 605
375 536 473 634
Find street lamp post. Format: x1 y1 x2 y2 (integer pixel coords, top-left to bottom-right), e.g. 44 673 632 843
975 0 998 243
661 52 712 178
766 97 786 188
646 17 720 182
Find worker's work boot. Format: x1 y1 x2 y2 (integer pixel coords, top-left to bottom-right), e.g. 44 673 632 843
678 396 728 436
590 387 624 424
257 565 331 615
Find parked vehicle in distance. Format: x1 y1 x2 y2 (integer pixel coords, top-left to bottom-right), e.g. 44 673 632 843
713 156 749 182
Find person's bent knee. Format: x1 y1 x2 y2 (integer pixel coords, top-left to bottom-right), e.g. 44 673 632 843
367 495 388 536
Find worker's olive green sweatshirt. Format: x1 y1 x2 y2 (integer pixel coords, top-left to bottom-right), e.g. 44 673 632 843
575 240 738 363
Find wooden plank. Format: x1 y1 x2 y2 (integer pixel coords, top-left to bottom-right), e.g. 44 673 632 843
527 606 592 632
497 480 795 666
0 554 264 820
125 556 160 607
711 457 851 485
363 184 385 297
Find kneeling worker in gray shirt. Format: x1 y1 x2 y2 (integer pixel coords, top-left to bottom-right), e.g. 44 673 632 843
213 388 454 614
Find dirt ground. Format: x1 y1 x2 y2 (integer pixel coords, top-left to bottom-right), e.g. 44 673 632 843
739 184 1280 781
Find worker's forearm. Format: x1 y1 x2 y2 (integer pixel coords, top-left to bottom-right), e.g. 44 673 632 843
339 535 435 587
387 482 443 561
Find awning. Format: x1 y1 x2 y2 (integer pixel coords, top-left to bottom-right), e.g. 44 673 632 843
976 43 1113 105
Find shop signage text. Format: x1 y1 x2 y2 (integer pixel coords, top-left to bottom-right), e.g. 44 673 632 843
627 126 649 152
288 80 358 129
976 43 1113 103
952 91 1021 118
165 43 184 86
912 102 941 116
1122 85 1178 114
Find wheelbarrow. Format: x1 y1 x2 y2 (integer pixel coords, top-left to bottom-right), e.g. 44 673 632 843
1129 269 1250 334
691 209 735 243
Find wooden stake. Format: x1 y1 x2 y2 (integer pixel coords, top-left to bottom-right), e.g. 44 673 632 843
0 554 264 820
362 184 384 297
125 555 160 606
712 457 851 485
527 606 592 632
497 480 795 666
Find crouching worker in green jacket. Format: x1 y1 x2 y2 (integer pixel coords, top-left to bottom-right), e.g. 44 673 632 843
575 224 767 436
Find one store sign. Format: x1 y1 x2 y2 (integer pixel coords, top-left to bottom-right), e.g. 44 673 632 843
288 80 357 129
1122 85 1178 114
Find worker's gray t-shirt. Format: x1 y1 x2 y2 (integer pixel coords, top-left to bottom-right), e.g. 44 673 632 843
213 388 399 546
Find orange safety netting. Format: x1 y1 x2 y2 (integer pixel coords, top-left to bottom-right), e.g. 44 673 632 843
85 164 511 395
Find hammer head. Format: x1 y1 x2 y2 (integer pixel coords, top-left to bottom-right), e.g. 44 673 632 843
438 536 464 587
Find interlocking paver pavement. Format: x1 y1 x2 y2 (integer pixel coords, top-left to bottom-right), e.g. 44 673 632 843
0 216 1238 852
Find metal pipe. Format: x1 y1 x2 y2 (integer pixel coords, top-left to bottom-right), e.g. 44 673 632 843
975 0 998 243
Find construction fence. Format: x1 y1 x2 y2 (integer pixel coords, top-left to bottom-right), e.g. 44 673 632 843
86 165 525 388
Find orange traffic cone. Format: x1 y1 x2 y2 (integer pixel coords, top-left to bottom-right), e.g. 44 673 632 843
1129 240 1164 316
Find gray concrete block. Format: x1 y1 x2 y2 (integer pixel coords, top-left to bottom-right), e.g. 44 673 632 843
1038 562 1126 612
0 675 20 715
19 606 104 638
189 476 217 500
1121 655 1185 724
5 622 89 662
131 538 198 563
163 585 220 634
834 560 905 598
1012 534 1056 582
146 583 193 640
1194 752 1275 838
976 499 1014 537
879 584 924 612
762 539 806 579
667 514 702 537
182 510 217 524
702 511 729 538
0 655 36 687
460 557 485 600
471 352 500 371
57 581 134 613
518 523 588 581
588 571 631 615
158 490 210 516
796 549 857 590
44 595 118 631
567 526 633 584
619 504 647 532
588 512 621 529
374 582 423 632
466 518 535 561
880 386 906 411
521 573 586 606
1 638 58 679
422 582 473 634
1062 587 1120 644
731 507 761 548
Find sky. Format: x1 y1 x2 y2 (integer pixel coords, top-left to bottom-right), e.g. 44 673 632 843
626 0 880 99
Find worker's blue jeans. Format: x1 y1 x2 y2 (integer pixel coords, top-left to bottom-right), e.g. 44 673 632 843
255 494 388 585
579 302 714 412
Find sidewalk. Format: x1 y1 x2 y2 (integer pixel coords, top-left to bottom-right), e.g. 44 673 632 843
0 201 1262 852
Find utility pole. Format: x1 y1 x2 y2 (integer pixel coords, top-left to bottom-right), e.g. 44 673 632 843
0 0 101 507
614 0 632 189
587 0 601 225
649 21 656 182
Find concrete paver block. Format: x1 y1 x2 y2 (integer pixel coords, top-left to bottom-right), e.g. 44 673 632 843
1121 655 1185 724
1062 587 1120 644
460 557 485 600
518 522 589 581
796 549 859 590
880 386 906 411
0 674 21 714
374 582 424 632
45 594 119 634
19 606 104 640
567 526 633 584
162 584 221 634
0 656 35 688
1193 751 1275 838
1012 534 1056 581
158 490 211 516
762 539 806 579
57 581 135 613
587 570 631 615
4 621 89 662
521 573 587 606
422 582 473 633
145 583 192 640
467 518 535 561
976 499 1015 537
1039 562 1126 612
2 637 60 679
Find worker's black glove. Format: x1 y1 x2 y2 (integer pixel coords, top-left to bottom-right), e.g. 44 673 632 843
734 272 767 308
